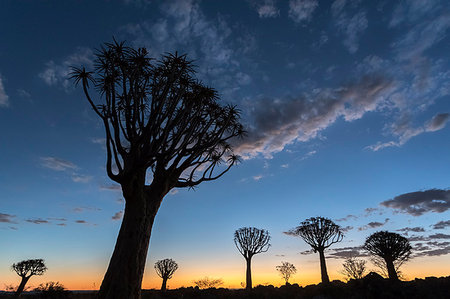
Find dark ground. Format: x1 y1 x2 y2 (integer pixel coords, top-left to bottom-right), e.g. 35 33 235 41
2 275 449 299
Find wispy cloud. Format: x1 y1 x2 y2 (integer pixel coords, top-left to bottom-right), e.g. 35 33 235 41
381 189 450 216
358 218 389 231
249 0 279 18
332 1 367 53
40 157 77 171
112 211 123 221
0 213 17 223
288 0 318 23
235 75 395 159
100 184 122 192
433 220 450 230
0 74 9 107
39 47 93 90
73 206 101 213
26 218 49 224
71 174 92 183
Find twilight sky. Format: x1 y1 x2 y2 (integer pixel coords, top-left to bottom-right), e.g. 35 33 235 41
1 0 449 290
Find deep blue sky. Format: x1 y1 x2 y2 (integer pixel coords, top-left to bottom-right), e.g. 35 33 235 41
1 0 449 289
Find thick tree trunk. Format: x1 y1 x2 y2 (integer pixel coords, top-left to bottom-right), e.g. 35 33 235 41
245 257 252 290
385 258 398 280
161 278 168 291
98 175 168 299
318 250 330 284
14 276 30 297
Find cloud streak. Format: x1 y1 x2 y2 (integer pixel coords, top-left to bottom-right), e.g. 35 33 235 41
0 74 9 107
381 189 450 216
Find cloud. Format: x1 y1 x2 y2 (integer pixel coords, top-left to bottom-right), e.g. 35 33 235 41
75 220 87 224
331 1 368 53
358 218 389 231
71 174 92 183
17 89 31 98
433 220 450 230
26 218 49 224
39 47 93 90
40 157 77 171
253 175 263 181
249 0 279 18
112 211 123 221
413 241 450 257
235 75 395 159
336 214 358 222
328 246 368 259
0 213 17 223
341 225 353 232
47 217 67 221
381 189 450 216
425 113 450 132
73 206 101 213
428 233 450 240
0 74 9 107
288 0 318 23
367 113 450 151
100 184 122 192
396 227 426 234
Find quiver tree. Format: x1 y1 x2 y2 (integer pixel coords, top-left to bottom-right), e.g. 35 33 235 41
276 262 297 285
11 259 47 297
71 40 243 299
286 217 343 284
154 259 178 291
234 227 270 289
340 257 367 280
363 231 412 280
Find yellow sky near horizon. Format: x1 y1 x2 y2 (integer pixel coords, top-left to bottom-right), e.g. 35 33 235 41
1 255 448 291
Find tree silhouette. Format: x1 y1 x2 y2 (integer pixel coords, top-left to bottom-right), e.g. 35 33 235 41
11 259 47 297
363 231 412 280
276 262 297 285
286 217 343 284
340 257 367 280
234 227 270 290
154 259 178 291
71 41 243 299
193 277 224 289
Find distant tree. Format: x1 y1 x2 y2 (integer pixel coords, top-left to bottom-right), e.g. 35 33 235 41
71 41 243 299
340 257 367 280
234 227 270 289
34 281 70 298
363 231 412 280
193 277 224 289
286 217 343 284
276 262 297 285
154 259 178 291
11 259 47 297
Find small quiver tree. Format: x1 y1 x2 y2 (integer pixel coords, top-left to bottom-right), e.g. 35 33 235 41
71 40 244 299
11 259 47 297
193 277 224 289
234 227 270 290
276 262 297 285
154 259 178 291
363 231 411 280
340 257 367 280
286 217 343 284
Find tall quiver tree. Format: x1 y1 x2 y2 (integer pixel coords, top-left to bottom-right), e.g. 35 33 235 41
234 227 270 290
363 231 412 280
11 259 47 297
71 41 244 299
286 217 343 284
154 259 178 291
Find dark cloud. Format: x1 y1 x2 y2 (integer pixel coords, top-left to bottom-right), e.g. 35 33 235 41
26 218 49 224
358 218 389 231
425 113 450 132
433 220 450 230
414 241 450 257
396 227 426 234
235 75 395 158
112 211 123 221
47 217 67 222
100 184 122 191
336 214 358 222
381 189 450 216
341 226 353 232
328 246 368 259
0 213 17 223
73 206 101 213
75 220 87 224
428 233 450 240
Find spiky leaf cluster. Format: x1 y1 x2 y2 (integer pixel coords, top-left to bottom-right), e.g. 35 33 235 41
154 259 178 280
363 231 412 263
11 259 47 278
234 227 271 259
